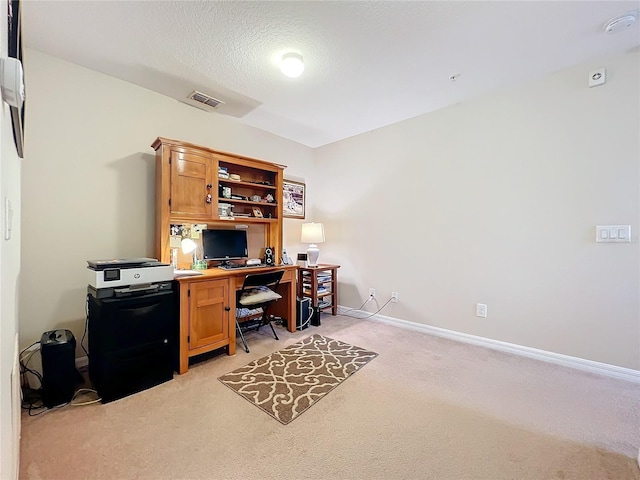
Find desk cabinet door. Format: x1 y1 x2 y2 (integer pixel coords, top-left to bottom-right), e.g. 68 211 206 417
189 279 229 350
170 149 214 218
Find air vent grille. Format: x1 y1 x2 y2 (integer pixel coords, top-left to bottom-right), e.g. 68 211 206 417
188 90 224 109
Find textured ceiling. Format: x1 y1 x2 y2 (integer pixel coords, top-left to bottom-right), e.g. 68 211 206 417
22 1 640 147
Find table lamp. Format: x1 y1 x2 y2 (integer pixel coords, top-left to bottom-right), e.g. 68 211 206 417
180 227 207 270
301 222 325 267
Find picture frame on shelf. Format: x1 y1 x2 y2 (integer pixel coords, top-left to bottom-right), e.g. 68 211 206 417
283 179 305 218
252 206 263 218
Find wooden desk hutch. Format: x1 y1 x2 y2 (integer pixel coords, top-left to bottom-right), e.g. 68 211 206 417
152 138 293 373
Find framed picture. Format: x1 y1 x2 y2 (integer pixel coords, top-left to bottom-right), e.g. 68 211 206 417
252 206 263 218
283 179 305 218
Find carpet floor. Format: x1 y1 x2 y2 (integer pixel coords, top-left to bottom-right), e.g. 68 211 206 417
19 315 640 479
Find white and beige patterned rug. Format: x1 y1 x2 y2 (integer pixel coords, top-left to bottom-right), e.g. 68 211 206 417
218 334 378 424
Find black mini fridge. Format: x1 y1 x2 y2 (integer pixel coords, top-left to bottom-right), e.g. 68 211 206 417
87 282 176 403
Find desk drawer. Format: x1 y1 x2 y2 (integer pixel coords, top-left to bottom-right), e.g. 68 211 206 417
281 269 293 283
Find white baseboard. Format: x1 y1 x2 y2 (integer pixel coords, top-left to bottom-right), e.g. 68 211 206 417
337 306 640 384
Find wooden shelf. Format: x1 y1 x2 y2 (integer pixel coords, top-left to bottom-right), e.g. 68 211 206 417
297 264 340 318
218 178 277 190
220 198 278 207
303 290 333 298
152 137 285 265
167 215 278 225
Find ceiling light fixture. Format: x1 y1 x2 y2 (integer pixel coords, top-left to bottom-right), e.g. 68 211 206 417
280 52 304 78
603 12 637 33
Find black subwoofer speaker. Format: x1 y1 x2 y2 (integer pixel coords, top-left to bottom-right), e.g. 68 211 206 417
40 329 80 408
264 246 275 266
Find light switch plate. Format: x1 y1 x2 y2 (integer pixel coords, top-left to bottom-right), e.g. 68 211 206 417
596 225 631 243
4 197 12 240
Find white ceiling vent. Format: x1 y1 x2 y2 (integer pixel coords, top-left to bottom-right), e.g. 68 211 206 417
186 90 225 111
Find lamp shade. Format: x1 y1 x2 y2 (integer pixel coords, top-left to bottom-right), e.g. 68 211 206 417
301 223 325 244
181 237 197 254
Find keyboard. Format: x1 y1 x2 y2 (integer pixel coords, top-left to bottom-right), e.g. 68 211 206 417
218 263 267 270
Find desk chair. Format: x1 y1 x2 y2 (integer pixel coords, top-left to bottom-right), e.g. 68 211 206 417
236 270 285 353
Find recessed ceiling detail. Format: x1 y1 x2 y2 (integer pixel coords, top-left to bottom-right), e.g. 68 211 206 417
186 90 225 111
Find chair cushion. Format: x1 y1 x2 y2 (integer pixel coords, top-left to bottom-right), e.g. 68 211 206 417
239 286 282 306
236 307 263 318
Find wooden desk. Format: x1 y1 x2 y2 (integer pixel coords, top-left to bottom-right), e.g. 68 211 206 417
174 264 297 374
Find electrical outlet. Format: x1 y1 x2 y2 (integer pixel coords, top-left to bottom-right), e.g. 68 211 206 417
476 303 488 318
391 292 399 303
369 288 376 298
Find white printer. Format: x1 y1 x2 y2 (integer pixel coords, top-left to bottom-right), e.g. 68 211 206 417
87 257 173 290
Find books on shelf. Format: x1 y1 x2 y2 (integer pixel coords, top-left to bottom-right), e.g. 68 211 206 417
302 274 332 282
303 288 330 296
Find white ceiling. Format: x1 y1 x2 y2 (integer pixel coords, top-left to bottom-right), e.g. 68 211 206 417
22 1 640 148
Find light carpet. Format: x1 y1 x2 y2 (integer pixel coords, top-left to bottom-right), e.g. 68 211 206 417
218 333 378 424
19 316 639 479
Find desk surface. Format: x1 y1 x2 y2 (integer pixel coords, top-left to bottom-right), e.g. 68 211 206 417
174 264 298 283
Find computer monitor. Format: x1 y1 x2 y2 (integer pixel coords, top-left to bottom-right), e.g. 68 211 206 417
202 229 248 264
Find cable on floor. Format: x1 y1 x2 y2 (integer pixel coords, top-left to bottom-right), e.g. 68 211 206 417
339 296 373 314
340 297 393 319
81 295 90 357
71 388 101 406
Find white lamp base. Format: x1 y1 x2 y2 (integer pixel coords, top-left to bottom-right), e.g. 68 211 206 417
306 244 320 267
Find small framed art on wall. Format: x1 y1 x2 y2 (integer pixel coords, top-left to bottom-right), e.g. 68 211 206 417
283 179 305 218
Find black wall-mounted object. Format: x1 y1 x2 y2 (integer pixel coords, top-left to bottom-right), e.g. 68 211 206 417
7 0 24 158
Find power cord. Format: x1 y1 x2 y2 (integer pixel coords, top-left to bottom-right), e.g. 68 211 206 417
81 295 90 357
70 388 101 406
339 295 375 314
19 342 42 391
19 338 102 414
340 296 394 319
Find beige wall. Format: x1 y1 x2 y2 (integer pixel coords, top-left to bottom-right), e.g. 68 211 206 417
314 51 639 369
20 48 639 373
20 49 315 354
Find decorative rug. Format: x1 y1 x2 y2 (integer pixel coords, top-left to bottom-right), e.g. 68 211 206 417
218 334 378 424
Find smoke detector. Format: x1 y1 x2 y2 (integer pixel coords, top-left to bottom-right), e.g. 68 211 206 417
186 90 225 111
603 12 637 33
